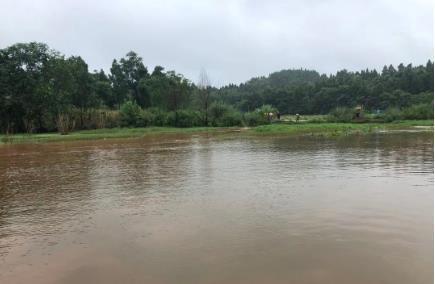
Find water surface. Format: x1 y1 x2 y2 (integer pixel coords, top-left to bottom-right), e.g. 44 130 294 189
0 132 433 284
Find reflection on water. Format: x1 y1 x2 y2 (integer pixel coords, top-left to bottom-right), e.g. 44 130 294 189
0 132 433 284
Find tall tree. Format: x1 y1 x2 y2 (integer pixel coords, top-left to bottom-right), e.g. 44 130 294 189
197 68 211 125
109 51 149 108
67 56 96 127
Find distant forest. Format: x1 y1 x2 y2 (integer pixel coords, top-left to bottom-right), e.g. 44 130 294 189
0 42 433 133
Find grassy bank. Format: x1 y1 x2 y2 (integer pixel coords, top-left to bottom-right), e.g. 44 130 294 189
251 120 434 136
0 127 239 144
0 120 432 144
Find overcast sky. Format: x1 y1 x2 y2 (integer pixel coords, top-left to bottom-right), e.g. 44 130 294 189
1 0 433 86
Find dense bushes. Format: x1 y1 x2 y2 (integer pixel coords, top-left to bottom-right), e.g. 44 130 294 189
403 103 434 120
381 103 434 122
1 42 433 134
119 101 142 127
327 102 434 123
327 107 355 122
240 105 278 126
208 102 242 126
112 101 281 128
166 110 203 127
381 107 403 122
117 101 205 128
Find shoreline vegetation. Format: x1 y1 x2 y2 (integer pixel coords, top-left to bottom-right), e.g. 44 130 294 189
1 42 433 138
1 120 433 145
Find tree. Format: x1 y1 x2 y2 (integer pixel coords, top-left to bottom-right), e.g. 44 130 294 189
67 56 96 128
109 59 128 108
93 70 115 108
197 68 211 125
109 51 150 108
0 42 54 132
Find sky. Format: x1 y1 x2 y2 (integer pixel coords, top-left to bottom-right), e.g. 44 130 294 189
1 0 433 86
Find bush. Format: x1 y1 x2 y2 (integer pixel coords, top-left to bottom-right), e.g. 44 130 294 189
219 110 242 126
209 102 243 126
403 103 434 120
378 103 434 122
137 109 155 127
102 110 120 128
382 107 404 122
241 105 279 126
166 110 203 127
253 105 279 123
119 101 142 127
327 107 354 122
56 113 75 135
255 104 277 116
243 111 267 126
147 108 168 126
209 102 229 126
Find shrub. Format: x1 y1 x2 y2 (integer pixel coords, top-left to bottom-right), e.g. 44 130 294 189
56 113 75 135
102 110 120 128
209 102 229 126
209 102 243 126
382 107 404 122
137 109 155 127
119 101 142 127
255 104 277 116
165 110 203 127
240 105 278 125
219 110 242 126
327 107 354 122
403 103 434 120
147 108 168 126
243 111 267 126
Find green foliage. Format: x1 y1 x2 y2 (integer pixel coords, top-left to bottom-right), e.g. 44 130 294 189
243 112 265 126
208 102 228 125
137 109 154 127
403 103 434 120
255 104 278 115
209 102 242 126
381 107 404 122
0 41 433 134
147 108 168 126
56 113 75 135
243 105 281 126
216 62 434 115
379 102 434 122
119 101 142 127
166 110 203 127
220 110 243 127
327 107 355 122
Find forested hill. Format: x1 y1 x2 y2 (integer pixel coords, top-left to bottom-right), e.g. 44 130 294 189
215 64 434 114
246 69 321 88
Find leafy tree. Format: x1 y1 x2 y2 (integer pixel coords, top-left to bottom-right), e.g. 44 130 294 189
109 51 149 108
0 41 433 134
197 68 211 125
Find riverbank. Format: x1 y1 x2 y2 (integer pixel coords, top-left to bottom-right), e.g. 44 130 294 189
0 120 433 144
251 120 433 136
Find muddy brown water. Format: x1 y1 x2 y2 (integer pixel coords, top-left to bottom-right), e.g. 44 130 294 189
0 132 433 284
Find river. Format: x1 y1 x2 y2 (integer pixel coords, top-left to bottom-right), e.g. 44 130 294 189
0 132 433 284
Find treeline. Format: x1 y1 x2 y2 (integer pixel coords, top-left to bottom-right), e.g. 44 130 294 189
216 65 434 114
0 42 433 134
0 43 198 133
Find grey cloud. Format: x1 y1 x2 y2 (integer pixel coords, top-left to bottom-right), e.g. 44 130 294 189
1 0 433 86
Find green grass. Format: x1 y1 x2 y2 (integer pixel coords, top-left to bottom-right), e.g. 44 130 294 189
249 120 433 136
0 120 432 144
281 114 328 122
0 127 238 144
